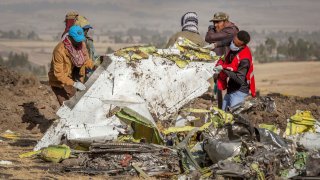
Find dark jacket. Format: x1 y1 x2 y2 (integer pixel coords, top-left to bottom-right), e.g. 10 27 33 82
205 22 239 56
223 50 250 94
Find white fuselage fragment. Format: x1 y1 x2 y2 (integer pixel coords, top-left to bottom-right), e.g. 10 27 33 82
34 54 215 150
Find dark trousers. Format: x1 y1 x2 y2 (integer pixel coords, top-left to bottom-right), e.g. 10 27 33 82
51 86 76 106
217 89 223 109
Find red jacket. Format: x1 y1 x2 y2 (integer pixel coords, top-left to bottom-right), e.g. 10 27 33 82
216 46 256 97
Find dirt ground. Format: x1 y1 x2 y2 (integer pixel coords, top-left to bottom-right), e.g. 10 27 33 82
0 62 319 179
243 94 320 131
0 65 127 179
254 61 320 97
0 65 59 134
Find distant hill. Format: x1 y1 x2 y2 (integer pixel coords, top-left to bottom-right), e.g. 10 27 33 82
0 0 320 34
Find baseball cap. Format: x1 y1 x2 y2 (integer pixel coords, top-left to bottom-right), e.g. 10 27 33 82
68 25 85 42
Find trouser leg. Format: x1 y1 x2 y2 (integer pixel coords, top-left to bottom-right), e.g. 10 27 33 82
217 89 223 109
229 91 248 108
222 93 230 111
51 86 76 106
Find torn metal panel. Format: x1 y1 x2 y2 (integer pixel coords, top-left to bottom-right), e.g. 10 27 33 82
34 119 68 151
36 54 215 150
67 119 122 144
203 138 242 164
256 128 288 149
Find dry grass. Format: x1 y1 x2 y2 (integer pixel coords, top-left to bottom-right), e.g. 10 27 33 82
0 40 140 66
254 61 320 97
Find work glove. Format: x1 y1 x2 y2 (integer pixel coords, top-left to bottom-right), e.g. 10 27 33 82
73 81 86 91
213 65 223 74
203 43 216 50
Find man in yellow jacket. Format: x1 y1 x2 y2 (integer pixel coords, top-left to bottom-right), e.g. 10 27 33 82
48 25 94 105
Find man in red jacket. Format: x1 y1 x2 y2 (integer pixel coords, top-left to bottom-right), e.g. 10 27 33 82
213 30 256 111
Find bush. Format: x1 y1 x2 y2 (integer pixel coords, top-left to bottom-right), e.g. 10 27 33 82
1 52 47 76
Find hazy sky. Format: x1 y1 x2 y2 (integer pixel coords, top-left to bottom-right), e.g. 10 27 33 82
1 0 320 34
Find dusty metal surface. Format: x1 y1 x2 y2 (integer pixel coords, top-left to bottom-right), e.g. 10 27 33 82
35 54 215 150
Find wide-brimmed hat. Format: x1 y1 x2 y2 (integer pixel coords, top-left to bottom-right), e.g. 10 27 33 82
209 12 229 22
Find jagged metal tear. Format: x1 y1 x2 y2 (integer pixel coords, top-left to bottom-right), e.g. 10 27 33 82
34 55 215 150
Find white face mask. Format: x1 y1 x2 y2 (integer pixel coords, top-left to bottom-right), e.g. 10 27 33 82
230 41 240 51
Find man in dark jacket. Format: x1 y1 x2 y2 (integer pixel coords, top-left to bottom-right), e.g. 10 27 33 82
205 12 239 109
205 12 239 56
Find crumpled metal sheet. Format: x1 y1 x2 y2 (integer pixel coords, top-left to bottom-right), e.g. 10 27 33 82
63 142 180 177
296 132 320 151
203 137 242 164
216 160 249 178
256 128 288 149
229 96 276 114
35 53 215 150
202 125 243 164
67 119 123 144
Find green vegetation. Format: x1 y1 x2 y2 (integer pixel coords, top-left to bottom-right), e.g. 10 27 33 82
102 28 170 48
0 30 40 40
254 36 320 63
0 52 46 76
106 47 114 54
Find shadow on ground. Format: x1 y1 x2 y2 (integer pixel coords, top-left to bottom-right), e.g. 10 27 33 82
21 102 53 133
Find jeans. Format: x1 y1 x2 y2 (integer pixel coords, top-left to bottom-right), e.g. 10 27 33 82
222 91 248 111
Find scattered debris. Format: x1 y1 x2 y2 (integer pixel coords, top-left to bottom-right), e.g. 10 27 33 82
1 130 20 140
285 110 317 136
40 145 71 163
2 44 319 179
35 47 215 150
0 160 13 165
62 142 180 177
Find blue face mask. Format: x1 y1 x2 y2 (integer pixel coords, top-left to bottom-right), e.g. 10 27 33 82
230 41 240 51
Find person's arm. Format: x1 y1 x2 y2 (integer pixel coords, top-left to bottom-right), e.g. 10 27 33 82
215 36 233 48
52 50 74 86
84 57 94 69
223 59 249 85
205 27 235 43
87 38 100 61
165 35 177 48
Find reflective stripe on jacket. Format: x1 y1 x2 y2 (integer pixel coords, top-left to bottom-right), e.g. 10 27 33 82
216 46 256 97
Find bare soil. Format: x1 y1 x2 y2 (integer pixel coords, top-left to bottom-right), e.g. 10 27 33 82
243 93 320 131
0 65 59 134
254 61 320 97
